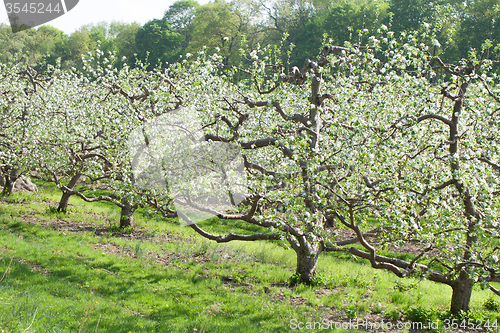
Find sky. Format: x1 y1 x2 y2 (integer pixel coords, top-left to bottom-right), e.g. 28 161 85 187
1 0 207 34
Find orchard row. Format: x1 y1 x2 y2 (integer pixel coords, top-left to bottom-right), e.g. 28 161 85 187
1 31 500 314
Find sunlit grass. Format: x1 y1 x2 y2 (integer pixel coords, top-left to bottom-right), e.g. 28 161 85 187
0 183 499 332
0 219 309 332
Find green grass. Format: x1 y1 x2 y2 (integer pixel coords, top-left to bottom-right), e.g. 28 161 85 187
0 184 499 332
0 218 301 332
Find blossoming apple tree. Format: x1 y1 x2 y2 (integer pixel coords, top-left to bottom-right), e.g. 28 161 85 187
0 64 46 195
312 33 500 315
46 55 178 226
161 31 500 315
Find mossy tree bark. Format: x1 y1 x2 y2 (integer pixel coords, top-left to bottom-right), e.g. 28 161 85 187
57 174 82 212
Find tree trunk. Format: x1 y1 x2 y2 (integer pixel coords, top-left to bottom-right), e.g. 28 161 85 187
1 168 19 196
57 174 81 212
119 198 135 228
450 271 474 315
295 248 319 285
1 175 12 196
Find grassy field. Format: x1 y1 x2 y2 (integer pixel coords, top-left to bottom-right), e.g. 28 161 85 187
0 182 499 332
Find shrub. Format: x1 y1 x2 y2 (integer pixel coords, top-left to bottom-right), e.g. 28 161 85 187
484 297 500 312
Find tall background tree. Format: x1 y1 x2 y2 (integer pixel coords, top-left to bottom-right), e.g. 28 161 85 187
187 1 247 65
135 18 184 68
164 0 200 49
452 0 500 61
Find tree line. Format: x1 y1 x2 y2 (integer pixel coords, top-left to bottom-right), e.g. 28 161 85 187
1 0 499 70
